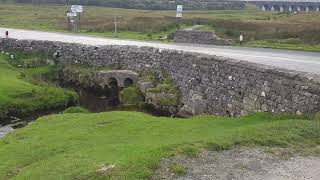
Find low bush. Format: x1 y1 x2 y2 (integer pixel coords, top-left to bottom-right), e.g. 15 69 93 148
119 85 144 105
63 107 90 114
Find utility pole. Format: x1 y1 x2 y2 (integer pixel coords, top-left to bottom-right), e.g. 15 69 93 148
32 0 35 14
114 15 117 38
113 16 122 38
77 12 81 32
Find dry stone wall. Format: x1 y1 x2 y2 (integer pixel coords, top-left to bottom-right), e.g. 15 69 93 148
1 38 320 116
174 30 233 45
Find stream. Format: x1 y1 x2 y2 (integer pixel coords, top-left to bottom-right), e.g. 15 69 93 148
0 86 155 139
0 125 14 139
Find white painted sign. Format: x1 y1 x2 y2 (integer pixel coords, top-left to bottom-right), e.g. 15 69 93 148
70 5 83 13
177 5 183 12
176 5 183 18
67 12 77 17
176 12 182 18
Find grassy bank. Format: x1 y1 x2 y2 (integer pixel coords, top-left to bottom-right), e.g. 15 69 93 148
0 52 77 122
246 39 320 52
0 112 319 179
0 4 320 51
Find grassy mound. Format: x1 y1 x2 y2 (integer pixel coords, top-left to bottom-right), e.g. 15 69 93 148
0 112 319 179
0 53 77 121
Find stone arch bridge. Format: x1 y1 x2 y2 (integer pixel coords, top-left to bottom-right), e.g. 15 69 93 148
2 38 320 116
96 70 139 89
246 0 320 12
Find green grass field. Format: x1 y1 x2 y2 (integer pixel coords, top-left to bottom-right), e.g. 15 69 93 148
1 4 320 179
0 4 320 51
0 112 319 179
0 52 77 121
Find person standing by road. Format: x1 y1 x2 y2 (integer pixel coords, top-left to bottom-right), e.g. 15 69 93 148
239 32 244 46
5 31 8 38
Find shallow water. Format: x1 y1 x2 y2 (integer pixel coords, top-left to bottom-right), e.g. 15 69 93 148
0 88 138 139
0 125 14 139
0 86 164 139
77 88 120 112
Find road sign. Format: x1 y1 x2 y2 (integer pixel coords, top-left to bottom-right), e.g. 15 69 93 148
67 12 77 17
176 5 183 27
70 5 83 13
177 5 183 12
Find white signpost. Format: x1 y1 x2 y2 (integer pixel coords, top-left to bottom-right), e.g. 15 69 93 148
68 5 84 33
177 5 183 12
176 5 183 27
67 12 77 17
70 5 83 13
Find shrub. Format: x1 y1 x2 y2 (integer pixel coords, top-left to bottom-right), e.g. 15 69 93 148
139 71 158 83
63 107 90 114
119 85 144 105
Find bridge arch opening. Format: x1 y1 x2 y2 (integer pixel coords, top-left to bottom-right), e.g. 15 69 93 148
307 6 314 11
124 78 134 88
108 77 119 96
105 77 120 105
108 77 118 88
273 5 281 11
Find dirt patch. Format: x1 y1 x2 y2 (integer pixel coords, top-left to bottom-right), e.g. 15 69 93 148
153 148 320 180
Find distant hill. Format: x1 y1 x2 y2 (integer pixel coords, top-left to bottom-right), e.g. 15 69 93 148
1 0 246 10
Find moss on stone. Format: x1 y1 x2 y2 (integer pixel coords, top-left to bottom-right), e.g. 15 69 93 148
147 74 180 107
157 96 179 106
139 70 158 83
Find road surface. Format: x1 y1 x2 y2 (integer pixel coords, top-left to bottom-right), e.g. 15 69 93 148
1 27 320 75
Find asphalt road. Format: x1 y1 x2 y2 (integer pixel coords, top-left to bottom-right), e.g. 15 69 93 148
1 27 320 75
